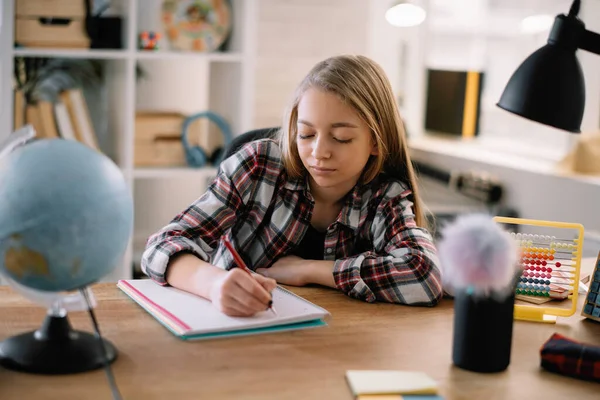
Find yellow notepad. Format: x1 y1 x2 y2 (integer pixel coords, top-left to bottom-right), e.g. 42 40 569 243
345 370 438 396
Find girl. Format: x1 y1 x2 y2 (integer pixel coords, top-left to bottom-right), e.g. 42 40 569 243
141 55 443 317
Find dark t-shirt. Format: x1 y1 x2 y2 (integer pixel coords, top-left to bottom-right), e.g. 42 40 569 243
293 225 326 260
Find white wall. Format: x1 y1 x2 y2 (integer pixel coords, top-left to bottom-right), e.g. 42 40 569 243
580 0 600 134
367 0 428 138
253 0 369 128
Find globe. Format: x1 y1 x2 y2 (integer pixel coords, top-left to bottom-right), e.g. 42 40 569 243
0 137 134 375
0 138 133 292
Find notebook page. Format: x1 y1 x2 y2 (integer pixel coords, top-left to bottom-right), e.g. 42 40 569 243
118 279 329 335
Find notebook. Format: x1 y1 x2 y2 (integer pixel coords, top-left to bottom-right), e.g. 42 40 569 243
117 279 330 340
345 370 440 399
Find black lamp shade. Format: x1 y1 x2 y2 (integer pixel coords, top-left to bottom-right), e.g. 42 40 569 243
497 44 585 133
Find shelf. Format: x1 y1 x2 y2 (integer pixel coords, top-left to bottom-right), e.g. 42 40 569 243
133 167 218 179
135 51 244 62
13 48 130 60
1 0 257 282
409 135 600 187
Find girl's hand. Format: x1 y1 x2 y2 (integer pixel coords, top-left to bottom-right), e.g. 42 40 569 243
209 268 277 317
256 256 308 286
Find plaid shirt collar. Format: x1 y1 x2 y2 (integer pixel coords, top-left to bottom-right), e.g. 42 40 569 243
283 173 363 233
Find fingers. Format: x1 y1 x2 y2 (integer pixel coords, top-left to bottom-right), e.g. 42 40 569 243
232 269 273 305
212 268 278 317
210 278 250 317
231 284 270 313
254 273 277 292
215 269 271 315
220 295 258 317
216 280 265 317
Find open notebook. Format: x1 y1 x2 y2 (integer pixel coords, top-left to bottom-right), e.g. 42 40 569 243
117 279 330 340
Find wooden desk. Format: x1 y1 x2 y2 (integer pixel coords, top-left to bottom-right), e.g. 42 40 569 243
1 261 599 400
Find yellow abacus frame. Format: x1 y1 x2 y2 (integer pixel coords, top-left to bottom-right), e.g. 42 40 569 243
493 216 584 324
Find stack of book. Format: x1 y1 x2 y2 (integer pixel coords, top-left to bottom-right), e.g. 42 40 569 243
13 88 99 150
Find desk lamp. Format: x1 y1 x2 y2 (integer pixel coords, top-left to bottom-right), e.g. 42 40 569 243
497 0 600 133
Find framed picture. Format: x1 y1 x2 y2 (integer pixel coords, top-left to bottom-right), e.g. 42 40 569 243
162 0 232 52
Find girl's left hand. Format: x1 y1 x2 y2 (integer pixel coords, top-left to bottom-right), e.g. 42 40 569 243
256 255 308 286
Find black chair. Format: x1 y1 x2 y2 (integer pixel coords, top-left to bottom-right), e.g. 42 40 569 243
222 127 279 160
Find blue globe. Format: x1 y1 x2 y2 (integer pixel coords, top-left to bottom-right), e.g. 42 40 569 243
0 139 133 292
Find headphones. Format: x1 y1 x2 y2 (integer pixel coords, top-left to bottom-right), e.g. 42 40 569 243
181 111 233 168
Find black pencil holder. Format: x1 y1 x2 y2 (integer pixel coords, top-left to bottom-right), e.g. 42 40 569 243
452 289 516 373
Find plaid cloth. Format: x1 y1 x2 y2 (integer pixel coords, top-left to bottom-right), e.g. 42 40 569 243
540 333 600 382
141 139 443 305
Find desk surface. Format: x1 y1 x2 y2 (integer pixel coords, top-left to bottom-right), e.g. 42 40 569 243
1 260 599 400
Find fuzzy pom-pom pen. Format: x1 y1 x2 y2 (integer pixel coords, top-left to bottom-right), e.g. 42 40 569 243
437 213 521 373
438 213 521 298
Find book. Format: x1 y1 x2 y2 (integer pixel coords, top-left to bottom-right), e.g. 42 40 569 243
13 89 25 131
345 370 441 399
424 68 484 139
60 89 99 150
54 101 78 141
37 101 59 138
25 104 44 138
117 279 330 341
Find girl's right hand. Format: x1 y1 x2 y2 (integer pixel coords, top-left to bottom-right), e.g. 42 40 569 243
209 268 277 317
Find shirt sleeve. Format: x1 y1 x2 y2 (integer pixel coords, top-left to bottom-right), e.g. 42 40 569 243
332 184 443 306
140 140 270 284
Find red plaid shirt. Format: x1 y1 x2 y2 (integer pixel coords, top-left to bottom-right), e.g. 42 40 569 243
541 333 600 382
141 139 443 306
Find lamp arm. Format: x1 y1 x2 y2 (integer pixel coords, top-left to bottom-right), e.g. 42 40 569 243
568 0 581 18
579 29 600 55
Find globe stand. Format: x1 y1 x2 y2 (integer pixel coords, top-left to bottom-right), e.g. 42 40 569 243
0 309 117 375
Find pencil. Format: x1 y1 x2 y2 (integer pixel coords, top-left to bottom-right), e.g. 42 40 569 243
223 238 278 315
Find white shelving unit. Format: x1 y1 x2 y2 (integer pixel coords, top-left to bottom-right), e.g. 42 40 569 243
0 0 258 282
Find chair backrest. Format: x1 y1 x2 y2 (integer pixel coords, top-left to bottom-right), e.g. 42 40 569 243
222 127 279 160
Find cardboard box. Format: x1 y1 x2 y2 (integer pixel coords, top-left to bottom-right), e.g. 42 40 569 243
15 0 89 48
16 0 86 18
135 112 204 167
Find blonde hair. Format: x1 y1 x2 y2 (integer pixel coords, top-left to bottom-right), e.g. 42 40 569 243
279 55 428 228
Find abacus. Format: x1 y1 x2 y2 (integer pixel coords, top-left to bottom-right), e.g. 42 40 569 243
581 251 600 322
493 216 584 324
